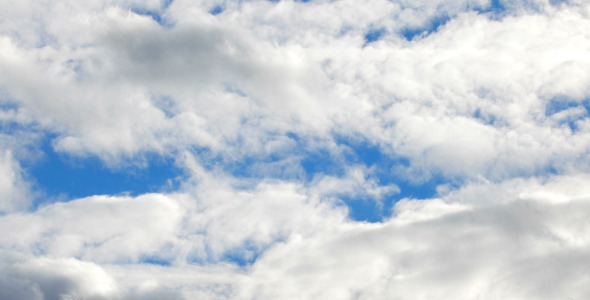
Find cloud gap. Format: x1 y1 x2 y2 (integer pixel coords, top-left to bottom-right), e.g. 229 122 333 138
209 5 224 15
473 109 499 126
364 28 387 45
140 257 172 266
332 136 453 222
340 194 390 222
130 0 175 26
400 14 450 41
221 244 260 267
28 137 184 205
545 97 590 132
470 0 507 18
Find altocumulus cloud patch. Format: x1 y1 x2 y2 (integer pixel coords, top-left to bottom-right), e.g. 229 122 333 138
1 0 590 299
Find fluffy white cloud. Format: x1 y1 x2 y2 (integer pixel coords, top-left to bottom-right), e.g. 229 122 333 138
2 0 590 299
242 174 590 299
2 0 590 177
2 173 590 299
0 253 118 300
0 149 33 213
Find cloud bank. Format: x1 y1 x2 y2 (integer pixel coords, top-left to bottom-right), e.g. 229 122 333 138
1 0 590 299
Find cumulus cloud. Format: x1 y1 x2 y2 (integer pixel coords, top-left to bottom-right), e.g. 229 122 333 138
2 173 590 299
1 0 590 299
0 150 33 213
3 0 590 175
243 174 590 299
0 253 117 300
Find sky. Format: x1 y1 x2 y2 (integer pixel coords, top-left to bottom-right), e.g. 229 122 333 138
1 0 590 299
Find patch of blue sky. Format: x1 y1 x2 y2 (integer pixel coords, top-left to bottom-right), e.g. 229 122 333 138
211 132 447 222
219 237 291 267
0 113 25 135
364 28 387 45
221 248 259 267
338 194 386 223
129 0 174 27
209 5 224 15
162 0 174 8
475 0 506 14
25 127 455 223
473 0 552 18
335 136 447 197
141 257 172 266
186 240 263 267
342 180 444 222
400 14 450 41
28 137 184 208
300 147 345 179
334 136 450 222
545 97 589 115
473 108 499 126
130 9 164 25
545 97 590 132
229 132 455 222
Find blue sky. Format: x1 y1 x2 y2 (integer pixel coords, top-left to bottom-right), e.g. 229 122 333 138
28 142 183 202
28 131 445 222
1 0 590 299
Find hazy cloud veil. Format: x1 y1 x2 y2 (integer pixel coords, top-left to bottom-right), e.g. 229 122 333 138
1 0 590 299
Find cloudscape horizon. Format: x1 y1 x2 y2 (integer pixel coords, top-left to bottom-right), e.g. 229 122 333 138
2 0 590 299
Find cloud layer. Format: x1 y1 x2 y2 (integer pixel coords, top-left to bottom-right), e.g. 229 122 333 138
1 0 590 299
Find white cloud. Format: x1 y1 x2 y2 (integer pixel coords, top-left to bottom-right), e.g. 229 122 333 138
0 253 117 300
242 173 590 299
308 165 400 203
0 194 183 263
2 0 589 177
2 0 590 299
0 150 33 213
1 170 590 299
